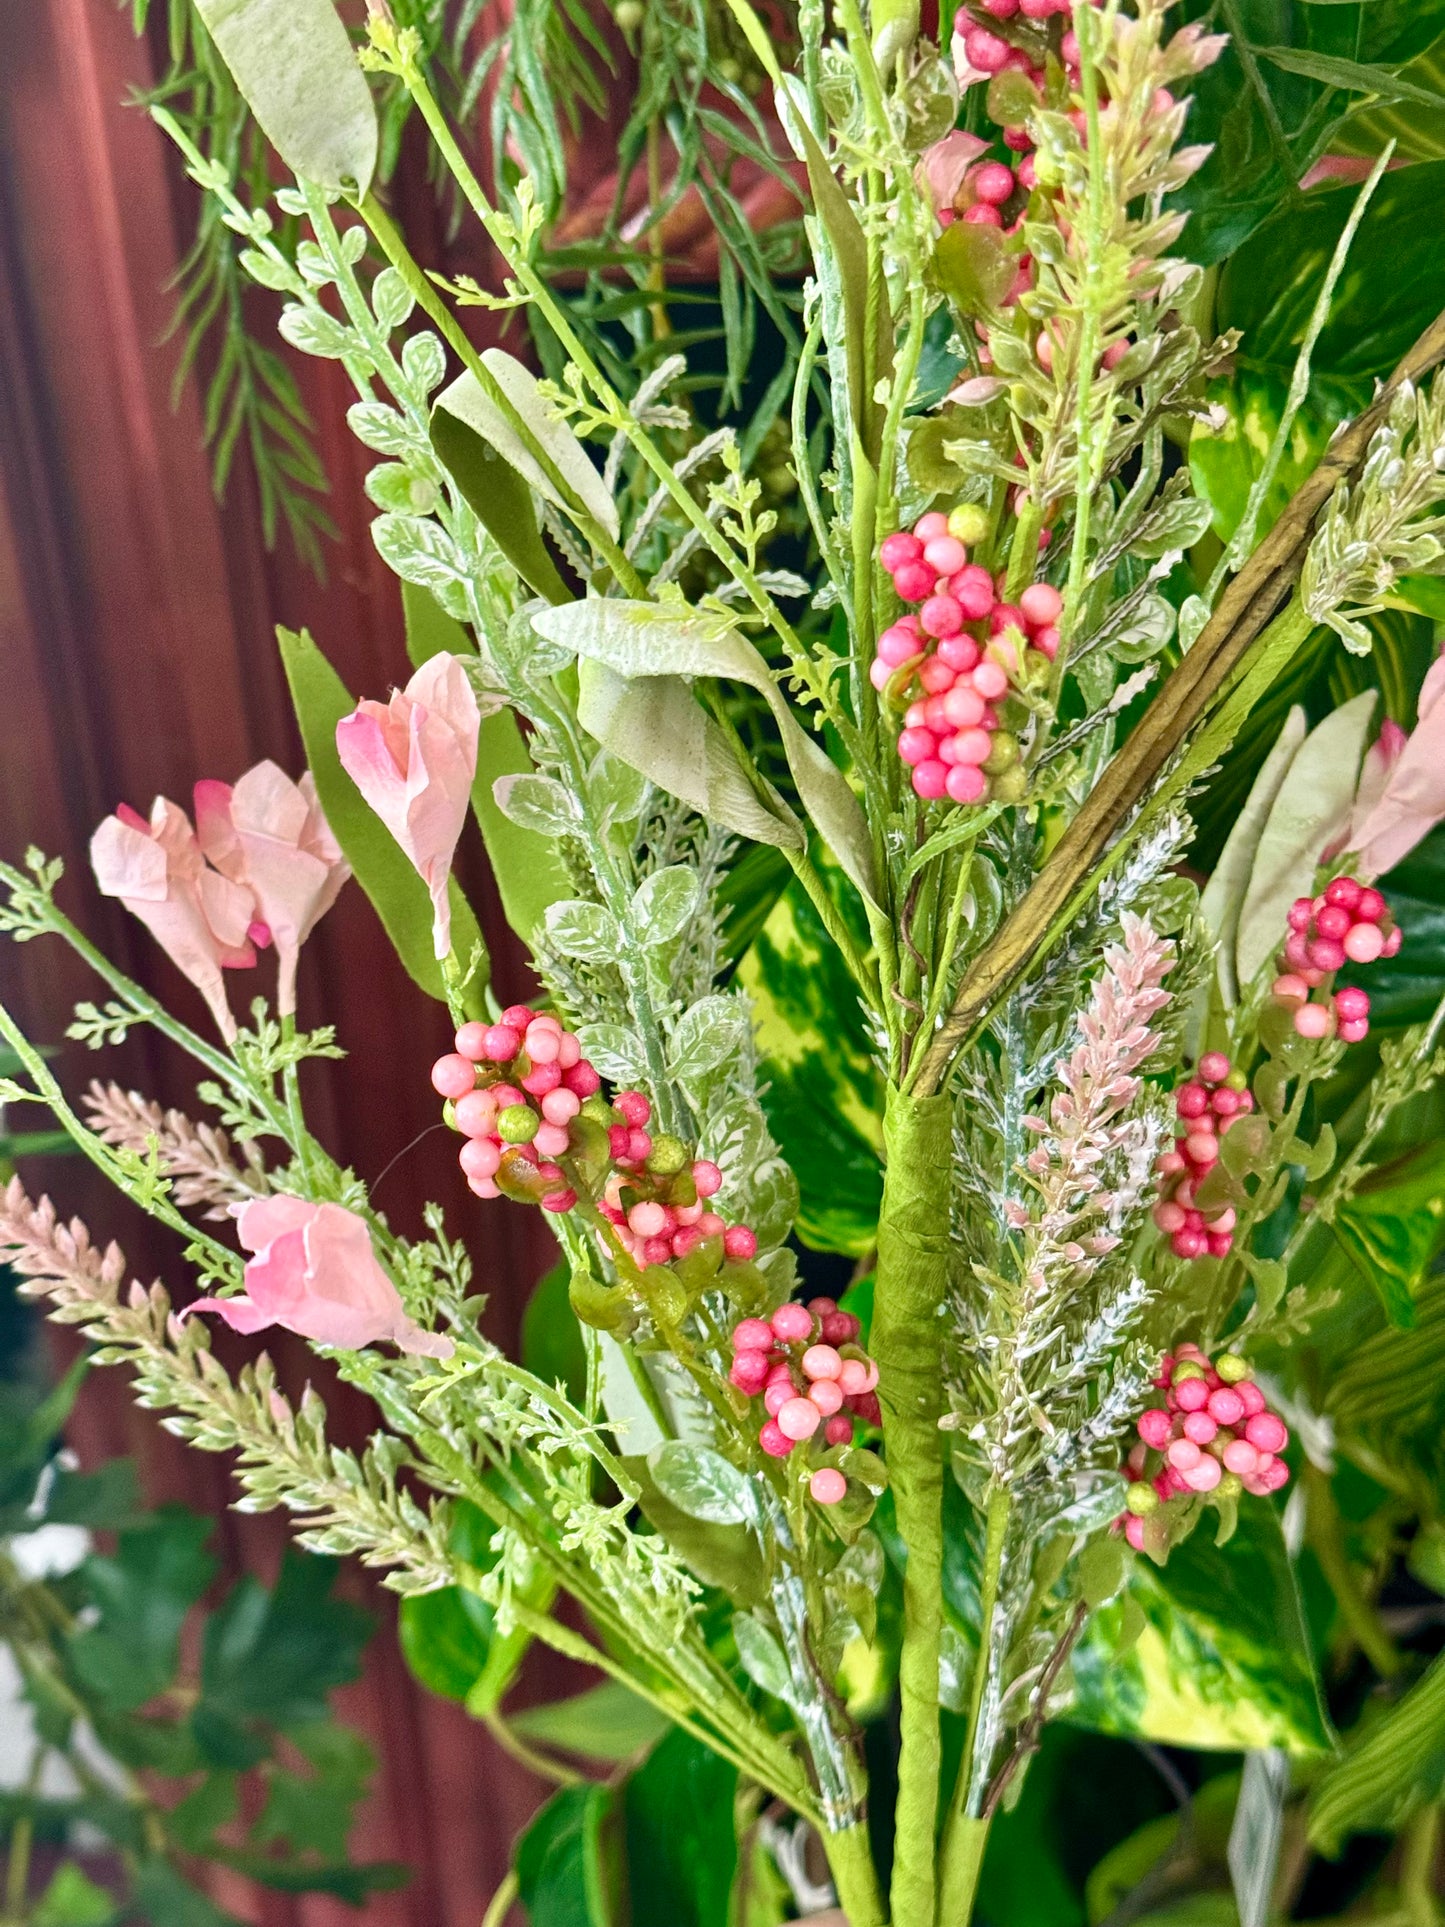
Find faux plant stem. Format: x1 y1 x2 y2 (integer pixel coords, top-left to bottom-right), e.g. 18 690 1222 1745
872 1086 953 1927
939 1485 1011 1922
823 1822 887 1927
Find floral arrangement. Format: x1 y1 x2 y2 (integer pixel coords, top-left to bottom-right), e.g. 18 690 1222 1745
6 0 1445 1922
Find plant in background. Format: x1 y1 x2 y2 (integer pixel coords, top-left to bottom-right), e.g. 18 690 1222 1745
9 0 1445 1922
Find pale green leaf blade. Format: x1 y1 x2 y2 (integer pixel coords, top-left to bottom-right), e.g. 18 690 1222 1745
1199 706 1308 1005
435 355 618 542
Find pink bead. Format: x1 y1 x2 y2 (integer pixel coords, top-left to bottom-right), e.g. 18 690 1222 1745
899 727 938 767
1207 1388 1244 1426
1294 1004 1331 1040
972 660 1009 700
730 1350 769 1393
432 1054 477 1099
837 1358 870 1397
616 1090 652 1127
912 760 949 800
972 162 1016 206
915 512 949 541
880 532 923 571
1383 924 1403 956
1032 626 1060 661
1153 1201 1186 1233
1183 1410 1217 1445
564 1061 602 1098
1183 1455 1222 1493
923 535 968 576
533 1122 571 1158
810 1468 848 1505
641 1235 673 1266
1124 1514 1146 1551
1197 1052 1229 1085
759 1420 793 1458
733 1318 774 1352
521 1061 563 1097
627 1129 652 1162
892 561 936 602
1263 1459 1290 1491
771 1302 814 1343
541 1088 581 1126
878 626 921 669
964 26 1011 71
1137 1408 1173 1450
1339 1017 1370 1044
938 634 981 673
1222 1438 1258 1476
524 1024 561 1064
1334 985 1369 1022
454 1021 490 1060
964 204 1002 229
1325 876 1362 910
1237 1380 1266 1417
765 1362 795 1388
825 1415 854 1446
481 1025 522 1062
802 1344 843 1381
1355 887 1386 922
949 727 992 767
1019 582 1063 628
778 1397 822 1442
869 656 894 693
1308 938 1346 973
1172 1228 1208 1260
946 765 988 805
628 1201 667 1237
692 1160 723 1198
763 1380 793 1417
1175 1376 1210 1413
918 657 956 695
954 566 996 620
1273 973 1308 1004
1166 1437 1201 1470
1176 1083 1208 1118
1017 153 1038 191
1185 1132 1219 1168
1315 904 1351 941
697 1212 725 1237
981 0 1019 15
556 1032 582 1070
454 1089 498 1137
808 1378 844 1416
942 685 986 729
1343 921 1384 963
724 1226 758 1261
459 1137 502 1181
1245 1412 1288 1454
467 1177 500 1200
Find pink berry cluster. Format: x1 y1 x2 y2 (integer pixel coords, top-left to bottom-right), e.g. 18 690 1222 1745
1271 876 1400 1045
1151 1051 1250 1262
431 1011 758 1261
872 510 1061 806
432 1008 600 1213
951 3 1082 235
729 1298 880 1505
1119 1345 1290 1550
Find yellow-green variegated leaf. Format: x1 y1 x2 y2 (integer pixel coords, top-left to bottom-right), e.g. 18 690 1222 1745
738 879 883 1257
1071 1507 1332 1754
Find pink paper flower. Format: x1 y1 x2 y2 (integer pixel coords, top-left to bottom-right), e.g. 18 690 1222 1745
334 655 480 960
90 798 256 1040
1332 654 1445 880
917 130 990 220
188 1196 453 1357
194 763 349 1016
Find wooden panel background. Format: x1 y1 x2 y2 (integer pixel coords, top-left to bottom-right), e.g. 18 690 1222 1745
0 1 590 1917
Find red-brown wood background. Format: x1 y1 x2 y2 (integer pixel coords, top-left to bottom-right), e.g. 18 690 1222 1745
0 2 589 1918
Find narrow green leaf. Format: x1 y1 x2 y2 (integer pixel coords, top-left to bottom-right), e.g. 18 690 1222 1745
191 0 376 196
1199 706 1308 1006
1310 1649 1445 1853
512 1682 670 1762
429 391 570 604
1257 45 1445 108
277 625 486 1010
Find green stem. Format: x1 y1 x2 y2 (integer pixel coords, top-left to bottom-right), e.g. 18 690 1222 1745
279 1012 316 1190
939 1485 1011 1918
872 1086 953 1927
481 1870 519 1927
1059 0 1110 666
1303 1463 1402 1680
1401 1800 1441 1927
823 1821 887 1927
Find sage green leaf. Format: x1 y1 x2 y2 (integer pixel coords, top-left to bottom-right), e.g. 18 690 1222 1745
1234 691 1376 987
934 220 1015 317
545 901 624 966
1310 1649 1445 1854
515 1783 621 1927
1072 1506 1331 1754
399 581 571 945
1199 706 1308 1006
576 660 802 852
192 0 377 197
536 601 880 908
738 880 883 1257
647 1442 751 1525
512 1683 670 1762
277 626 486 1010
622 1455 768 1606
435 356 618 543
631 867 700 946
429 385 569 604
732 1613 797 1706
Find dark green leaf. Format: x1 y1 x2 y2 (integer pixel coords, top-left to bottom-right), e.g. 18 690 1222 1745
199 1550 370 1728
429 393 570 604
45 1460 140 1530
515 1783 622 1927
277 625 486 1010
252 1721 375 1860
398 1583 496 1702
191 0 377 197
68 1509 216 1713
522 1258 588 1405
165 1773 239 1854
128 1859 244 1927
625 1728 738 1927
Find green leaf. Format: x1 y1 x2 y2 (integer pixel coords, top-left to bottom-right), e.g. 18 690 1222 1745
1329 1141 1445 1327
472 711 574 945
1189 380 1340 550
128 1860 243 1927
1072 1505 1331 1754
191 0 377 196
647 1442 751 1525
1234 692 1376 986
277 625 486 1008
934 220 1015 318
1257 43 1445 106
68 1509 216 1713
522 1258 588 1405
623 1455 768 1607
1199 706 1308 1007
737 879 882 1256
31 1865 117 1927
398 1584 496 1702
429 387 570 604
731 1613 796 1707
534 601 880 909
575 659 803 855
1335 37 1445 162
434 356 618 545
199 1550 371 1728
252 1721 375 1860
515 1783 622 1927
1311 1649 1445 1852
165 1772 239 1854
624 1728 739 1927
45 1459 141 1530
512 1682 670 1762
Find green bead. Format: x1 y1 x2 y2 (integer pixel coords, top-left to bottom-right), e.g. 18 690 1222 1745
580 1095 616 1125
1215 1471 1243 1501
645 1133 689 1177
1126 1482 1159 1517
497 1104 539 1144
983 730 1020 775
947 502 990 546
1172 1360 1206 1383
1214 1352 1249 1384
1225 1067 1249 1092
